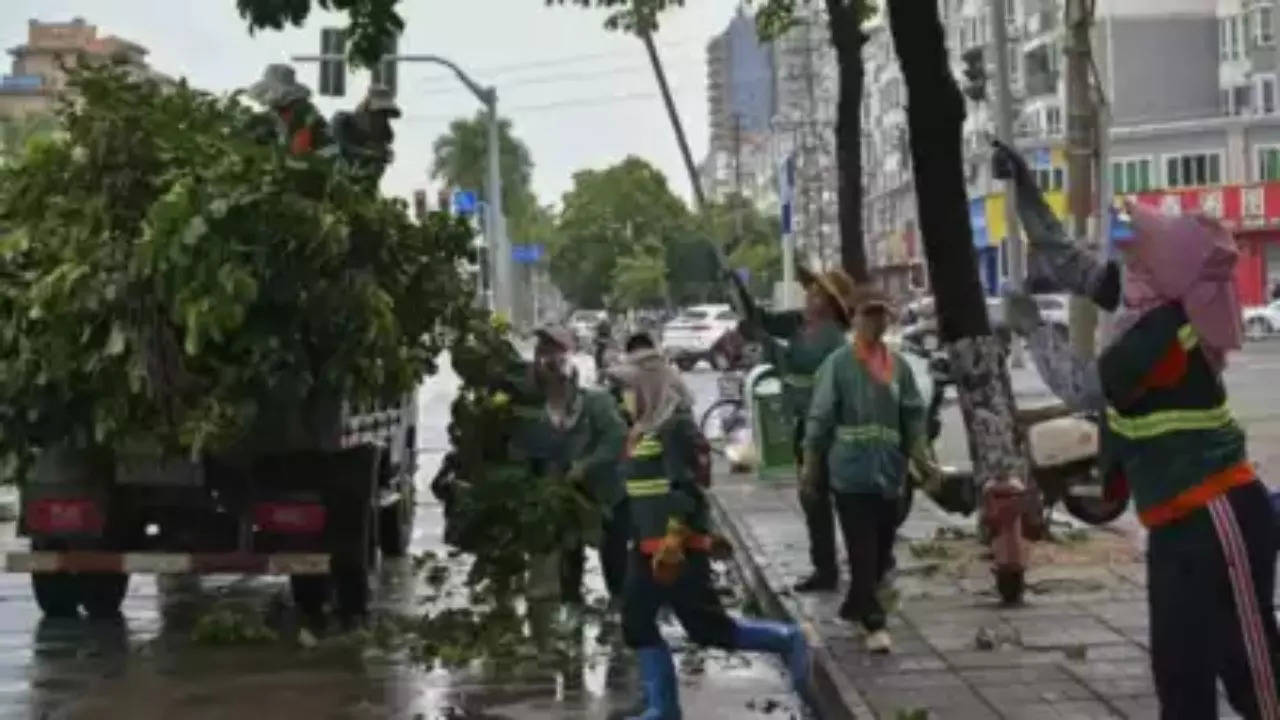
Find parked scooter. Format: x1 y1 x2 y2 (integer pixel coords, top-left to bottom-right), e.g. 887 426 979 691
914 347 1129 527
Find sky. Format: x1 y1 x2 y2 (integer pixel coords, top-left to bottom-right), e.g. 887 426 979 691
4 0 746 213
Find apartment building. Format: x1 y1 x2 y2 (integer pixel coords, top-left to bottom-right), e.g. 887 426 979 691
861 0 1280 303
0 18 153 121
701 8 777 204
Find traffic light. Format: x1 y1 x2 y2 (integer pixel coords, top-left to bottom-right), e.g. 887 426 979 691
318 27 346 97
370 33 399 97
961 47 987 102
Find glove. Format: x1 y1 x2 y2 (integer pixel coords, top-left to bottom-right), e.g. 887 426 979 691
908 440 944 497
799 449 822 501
565 461 587 487
651 518 690 586
1002 289 1044 338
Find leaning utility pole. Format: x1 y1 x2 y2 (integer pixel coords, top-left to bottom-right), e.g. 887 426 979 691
991 0 1025 368
1065 0 1099 356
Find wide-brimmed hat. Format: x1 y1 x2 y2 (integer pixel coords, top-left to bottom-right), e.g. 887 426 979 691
534 325 576 353
247 64 311 108
359 85 401 117
797 267 856 323
848 284 896 316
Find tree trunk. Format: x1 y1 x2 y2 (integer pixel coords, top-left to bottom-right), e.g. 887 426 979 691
828 2 869 283
885 0 1026 487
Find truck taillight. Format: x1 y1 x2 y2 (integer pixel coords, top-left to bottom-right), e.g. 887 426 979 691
26 498 104 535
253 502 327 534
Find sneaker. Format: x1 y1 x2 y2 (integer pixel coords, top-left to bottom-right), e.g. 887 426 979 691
865 629 892 654
793 573 837 593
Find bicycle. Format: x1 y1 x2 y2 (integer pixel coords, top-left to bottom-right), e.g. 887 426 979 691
699 370 749 456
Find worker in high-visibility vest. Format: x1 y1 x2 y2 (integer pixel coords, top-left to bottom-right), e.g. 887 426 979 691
246 64 332 157
745 269 853 593
996 140 1280 718
804 285 935 654
608 346 809 720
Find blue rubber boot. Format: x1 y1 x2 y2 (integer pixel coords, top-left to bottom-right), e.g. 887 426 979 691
628 644 681 720
733 619 811 697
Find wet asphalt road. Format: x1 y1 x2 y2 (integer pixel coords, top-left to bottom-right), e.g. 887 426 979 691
0 354 804 720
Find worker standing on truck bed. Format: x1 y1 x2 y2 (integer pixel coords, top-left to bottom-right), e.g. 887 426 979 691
527 326 628 603
246 64 331 157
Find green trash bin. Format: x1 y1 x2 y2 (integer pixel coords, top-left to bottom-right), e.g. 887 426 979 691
746 366 794 483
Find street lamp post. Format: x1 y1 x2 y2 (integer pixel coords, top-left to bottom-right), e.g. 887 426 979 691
289 52 511 319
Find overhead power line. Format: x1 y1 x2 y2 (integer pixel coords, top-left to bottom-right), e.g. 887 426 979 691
400 85 702 122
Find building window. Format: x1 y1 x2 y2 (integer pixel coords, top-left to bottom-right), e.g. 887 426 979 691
1262 75 1278 114
1034 166 1065 192
1259 5 1276 45
1232 15 1242 60
1234 84 1254 115
1257 146 1280 181
1164 152 1223 189
1045 105 1063 136
1221 18 1230 60
1112 157 1154 193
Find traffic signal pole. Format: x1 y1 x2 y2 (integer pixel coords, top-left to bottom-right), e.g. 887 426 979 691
1064 0 1099 357
290 51 511 319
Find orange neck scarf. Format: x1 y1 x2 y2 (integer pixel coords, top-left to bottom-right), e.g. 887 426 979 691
854 335 894 385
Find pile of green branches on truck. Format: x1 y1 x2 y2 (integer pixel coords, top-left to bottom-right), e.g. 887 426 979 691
442 315 602 600
0 65 474 480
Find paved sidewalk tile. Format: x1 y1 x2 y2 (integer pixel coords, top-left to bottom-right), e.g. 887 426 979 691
709 470 1174 719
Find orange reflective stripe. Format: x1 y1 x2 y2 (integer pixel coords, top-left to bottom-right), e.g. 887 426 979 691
637 533 714 556
1138 461 1255 528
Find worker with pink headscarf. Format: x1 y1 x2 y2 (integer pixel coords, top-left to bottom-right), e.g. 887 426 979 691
994 141 1279 720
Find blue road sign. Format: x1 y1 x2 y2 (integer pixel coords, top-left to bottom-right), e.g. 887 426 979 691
452 190 478 216
512 244 544 264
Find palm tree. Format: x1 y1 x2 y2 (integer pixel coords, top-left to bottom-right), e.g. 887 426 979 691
430 112 535 220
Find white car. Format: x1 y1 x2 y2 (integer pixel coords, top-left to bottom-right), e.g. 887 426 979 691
1243 301 1280 339
662 304 739 371
568 309 608 346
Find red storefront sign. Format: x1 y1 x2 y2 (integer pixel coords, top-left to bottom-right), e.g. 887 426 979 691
1123 183 1280 306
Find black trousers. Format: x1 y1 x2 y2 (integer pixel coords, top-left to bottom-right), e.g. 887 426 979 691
794 419 837 580
834 492 897 632
560 498 631 600
1148 481 1280 719
622 550 737 649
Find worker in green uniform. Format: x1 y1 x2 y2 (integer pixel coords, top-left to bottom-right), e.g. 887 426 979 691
246 64 332 157
609 349 810 720
805 286 934 653
748 268 855 593
528 326 628 603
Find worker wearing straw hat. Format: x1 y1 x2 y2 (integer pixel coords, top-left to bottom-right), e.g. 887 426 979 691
750 267 854 594
804 284 934 653
246 63 332 156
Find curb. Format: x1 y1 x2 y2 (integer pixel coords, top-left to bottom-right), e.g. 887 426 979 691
707 484 876 720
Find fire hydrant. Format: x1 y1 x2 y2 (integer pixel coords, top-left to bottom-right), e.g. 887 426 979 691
982 476 1030 605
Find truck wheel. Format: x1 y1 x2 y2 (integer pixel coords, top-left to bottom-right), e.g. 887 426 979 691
80 573 129 620
290 575 329 619
32 574 79 619
378 483 413 558
334 512 372 622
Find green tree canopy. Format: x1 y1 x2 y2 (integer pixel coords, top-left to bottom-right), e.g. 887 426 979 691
550 156 689 309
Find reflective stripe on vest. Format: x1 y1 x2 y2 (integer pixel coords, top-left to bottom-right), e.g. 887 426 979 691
632 437 663 459
836 424 901 445
627 478 671 497
1106 403 1234 440
784 374 814 388
1178 324 1199 351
